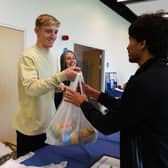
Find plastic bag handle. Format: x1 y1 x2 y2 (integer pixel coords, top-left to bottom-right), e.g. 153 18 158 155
79 72 84 94
69 72 84 94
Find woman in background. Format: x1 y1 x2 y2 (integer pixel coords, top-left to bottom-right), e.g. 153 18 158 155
54 50 77 108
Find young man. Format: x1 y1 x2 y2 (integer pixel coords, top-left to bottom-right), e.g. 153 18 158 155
64 13 168 168
13 14 79 157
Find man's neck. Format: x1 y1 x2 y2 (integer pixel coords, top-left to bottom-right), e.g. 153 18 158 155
139 51 153 66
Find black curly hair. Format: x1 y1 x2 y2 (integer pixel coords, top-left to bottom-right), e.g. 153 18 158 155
128 13 168 59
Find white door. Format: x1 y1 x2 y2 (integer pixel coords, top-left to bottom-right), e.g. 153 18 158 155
0 25 24 144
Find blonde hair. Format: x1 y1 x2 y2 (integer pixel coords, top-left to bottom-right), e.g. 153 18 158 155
35 14 60 27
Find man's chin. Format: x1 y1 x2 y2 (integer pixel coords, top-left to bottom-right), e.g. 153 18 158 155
47 44 53 48
129 58 136 63
43 45 53 49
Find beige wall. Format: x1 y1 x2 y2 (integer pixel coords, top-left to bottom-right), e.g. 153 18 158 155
0 25 24 144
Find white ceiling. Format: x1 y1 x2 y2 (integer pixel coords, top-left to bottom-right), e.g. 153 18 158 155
125 0 168 16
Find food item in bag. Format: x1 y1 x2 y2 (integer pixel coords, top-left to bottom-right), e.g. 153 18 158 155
70 132 79 144
55 123 62 136
62 132 71 144
79 126 95 138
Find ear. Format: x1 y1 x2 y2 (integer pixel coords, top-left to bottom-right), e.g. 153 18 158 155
140 40 147 49
34 27 39 34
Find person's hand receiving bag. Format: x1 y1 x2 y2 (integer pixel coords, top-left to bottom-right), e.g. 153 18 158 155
64 87 87 106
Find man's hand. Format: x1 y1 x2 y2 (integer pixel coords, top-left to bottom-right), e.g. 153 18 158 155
63 67 80 81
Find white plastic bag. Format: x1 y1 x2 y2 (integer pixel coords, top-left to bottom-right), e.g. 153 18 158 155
45 73 97 146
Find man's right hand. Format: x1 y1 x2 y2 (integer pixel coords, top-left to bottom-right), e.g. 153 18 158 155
64 87 87 107
63 66 80 81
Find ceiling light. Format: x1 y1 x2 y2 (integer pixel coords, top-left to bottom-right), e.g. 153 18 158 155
162 14 168 18
117 0 128 2
117 0 155 3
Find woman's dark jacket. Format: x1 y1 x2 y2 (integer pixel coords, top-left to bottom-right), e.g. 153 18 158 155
54 81 70 109
81 58 168 168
